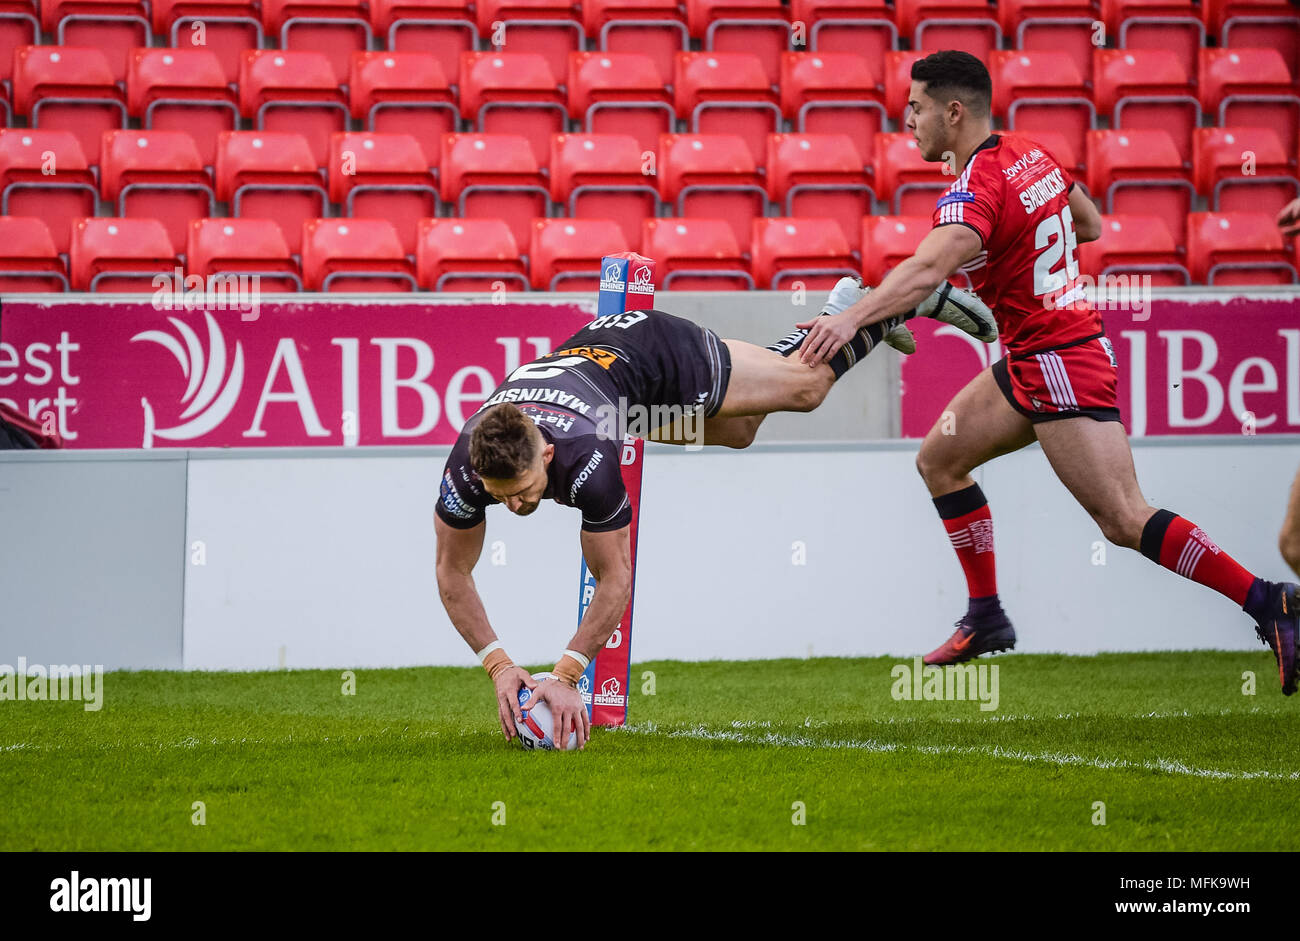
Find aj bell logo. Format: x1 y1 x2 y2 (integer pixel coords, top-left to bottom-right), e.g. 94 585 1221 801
132 311 244 447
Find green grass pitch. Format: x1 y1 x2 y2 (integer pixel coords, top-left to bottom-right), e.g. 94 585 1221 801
2 651 1295 851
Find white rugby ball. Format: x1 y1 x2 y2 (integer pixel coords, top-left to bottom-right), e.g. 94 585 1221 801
515 672 580 751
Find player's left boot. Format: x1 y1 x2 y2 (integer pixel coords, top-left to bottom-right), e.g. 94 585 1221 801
1253 581 1299 695
923 610 1017 665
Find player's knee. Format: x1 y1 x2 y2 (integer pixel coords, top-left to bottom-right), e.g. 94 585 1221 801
915 444 948 488
790 379 827 413
1097 510 1143 550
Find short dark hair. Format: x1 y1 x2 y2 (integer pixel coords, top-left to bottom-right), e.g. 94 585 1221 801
910 50 993 117
469 403 538 479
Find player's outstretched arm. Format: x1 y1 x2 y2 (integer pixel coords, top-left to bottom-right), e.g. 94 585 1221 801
800 224 983 366
435 514 537 743
527 524 632 750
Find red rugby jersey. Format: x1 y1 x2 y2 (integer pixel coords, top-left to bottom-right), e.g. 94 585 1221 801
932 133 1103 355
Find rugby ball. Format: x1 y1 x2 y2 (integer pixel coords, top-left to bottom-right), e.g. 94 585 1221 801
516 672 580 751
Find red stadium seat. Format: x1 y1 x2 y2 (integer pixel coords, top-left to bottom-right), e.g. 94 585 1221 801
767 133 873 254
1093 48 1193 116
374 0 475 82
1186 211 1298 284
751 216 857 289
1221 15 1299 73
915 17 1000 63
781 52 886 164
349 52 455 168
0 216 69 292
642 217 753 289
1192 126 1298 212
0 2 38 86
100 130 214 253
49 1 150 83
477 0 584 83
674 51 782 166
460 51 567 168
1086 128 1194 245
586 0 688 84
796 0 897 64
1201 47 1300 158
529 218 630 290
1077 214 1189 285
1117 14 1203 84
861 215 941 285
998 0 1094 33
1200 0 1293 35
1015 17 1097 85
689 0 791 85
0 129 98 254
154 0 262 84
215 130 327 253
187 217 302 291
1199 46 1294 110
873 131 951 215
883 50 925 120
549 133 658 251
416 218 529 291
301 218 417 291
69 217 179 292
1015 127 1082 179
568 51 675 155
894 0 994 42
440 132 550 251
658 132 768 250
263 0 371 83
239 50 349 165
991 50 1094 168
1101 0 1194 30
127 48 239 167
327 131 438 255
12 45 127 166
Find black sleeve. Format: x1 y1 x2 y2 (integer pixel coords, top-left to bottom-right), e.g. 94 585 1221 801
435 440 493 530
569 438 632 533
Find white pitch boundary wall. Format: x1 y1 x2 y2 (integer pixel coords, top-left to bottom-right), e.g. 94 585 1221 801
177 436 1300 670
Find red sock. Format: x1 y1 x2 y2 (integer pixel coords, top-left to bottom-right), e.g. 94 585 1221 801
933 483 998 599
1140 510 1255 605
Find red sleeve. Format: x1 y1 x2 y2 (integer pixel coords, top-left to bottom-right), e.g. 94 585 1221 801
931 156 1000 247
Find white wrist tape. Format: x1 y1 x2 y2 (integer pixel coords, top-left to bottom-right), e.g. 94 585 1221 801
476 640 503 664
562 649 591 670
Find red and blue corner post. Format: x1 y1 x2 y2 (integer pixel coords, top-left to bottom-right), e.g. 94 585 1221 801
575 252 655 726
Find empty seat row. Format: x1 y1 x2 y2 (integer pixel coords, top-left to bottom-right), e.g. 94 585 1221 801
10 0 1297 90
5 210 1294 296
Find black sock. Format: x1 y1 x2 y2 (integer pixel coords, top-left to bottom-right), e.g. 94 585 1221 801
766 325 810 357
1243 577 1272 623
826 316 904 378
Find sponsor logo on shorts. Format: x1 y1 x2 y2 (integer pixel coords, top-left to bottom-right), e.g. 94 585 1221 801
593 676 626 707
440 469 477 519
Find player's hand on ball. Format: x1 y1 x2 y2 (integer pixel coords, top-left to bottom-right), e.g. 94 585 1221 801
494 666 538 742
530 677 591 750
796 312 855 367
